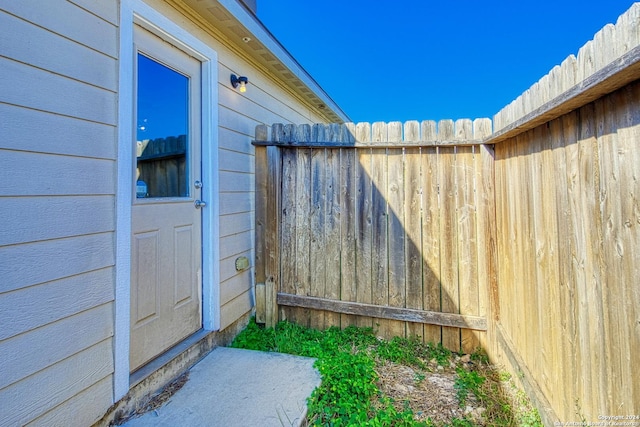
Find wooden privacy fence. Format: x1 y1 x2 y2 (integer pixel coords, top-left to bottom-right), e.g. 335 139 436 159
251 5 640 423
254 119 498 353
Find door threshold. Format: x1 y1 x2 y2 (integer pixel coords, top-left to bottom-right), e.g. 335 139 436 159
130 329 209 387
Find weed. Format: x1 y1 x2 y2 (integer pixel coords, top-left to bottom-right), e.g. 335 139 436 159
574 398 587 424
518 407 543 427
454 368 486 406
498 371 512 382
377 336 426 367
449 417 475 427
470 348 489 364
425 342 453 367
230 317 275 351
309 351 378 425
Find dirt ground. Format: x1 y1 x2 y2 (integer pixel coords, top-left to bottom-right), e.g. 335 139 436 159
376 356 487 425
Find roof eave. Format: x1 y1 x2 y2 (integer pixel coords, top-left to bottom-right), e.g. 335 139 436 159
178 0 350 123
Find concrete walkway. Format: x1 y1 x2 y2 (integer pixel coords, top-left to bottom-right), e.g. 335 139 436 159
121 347 321 427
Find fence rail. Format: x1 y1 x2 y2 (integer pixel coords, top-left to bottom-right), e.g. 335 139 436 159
254 119 496 353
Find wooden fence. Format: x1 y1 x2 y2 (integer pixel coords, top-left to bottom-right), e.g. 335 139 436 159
254 119 497 353
485 5 640 423
491 80 640 423
253 4 640 423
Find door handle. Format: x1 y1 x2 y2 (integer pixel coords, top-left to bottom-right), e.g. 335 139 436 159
194 200 207 209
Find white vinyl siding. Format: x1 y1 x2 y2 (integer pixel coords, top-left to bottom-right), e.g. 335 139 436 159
0 0 118 424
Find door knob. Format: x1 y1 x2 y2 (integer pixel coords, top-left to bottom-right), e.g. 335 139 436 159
194 200 207 209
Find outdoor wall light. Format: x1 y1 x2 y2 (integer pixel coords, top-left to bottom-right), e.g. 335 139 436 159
230 74 249 93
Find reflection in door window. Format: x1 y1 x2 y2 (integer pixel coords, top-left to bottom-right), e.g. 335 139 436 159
136 53 189 198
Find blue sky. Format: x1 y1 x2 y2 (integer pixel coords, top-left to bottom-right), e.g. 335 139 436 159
258 1 634 123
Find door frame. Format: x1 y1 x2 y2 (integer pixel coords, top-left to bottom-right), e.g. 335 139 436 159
115 0 220 400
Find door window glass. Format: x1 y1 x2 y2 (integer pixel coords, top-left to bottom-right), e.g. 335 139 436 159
136 53 189 198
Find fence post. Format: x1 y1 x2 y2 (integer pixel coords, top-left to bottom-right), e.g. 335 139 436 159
254 124 282 327
254 125 268 324
264 124 284 327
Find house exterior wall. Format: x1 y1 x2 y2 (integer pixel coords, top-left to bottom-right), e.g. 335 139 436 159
0 0 331 425
0 0 119 425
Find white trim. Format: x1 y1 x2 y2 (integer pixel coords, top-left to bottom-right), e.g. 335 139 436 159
115 0 134 400
200 57 221 332
115 0 220 401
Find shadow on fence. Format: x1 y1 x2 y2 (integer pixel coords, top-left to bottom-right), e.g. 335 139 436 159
253 119 497 353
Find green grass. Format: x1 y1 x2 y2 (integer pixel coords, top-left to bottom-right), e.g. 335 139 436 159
231 318 543 427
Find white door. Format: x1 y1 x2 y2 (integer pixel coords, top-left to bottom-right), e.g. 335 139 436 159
130 25 204 371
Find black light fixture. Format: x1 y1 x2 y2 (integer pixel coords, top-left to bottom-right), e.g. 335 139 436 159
230 74 249 93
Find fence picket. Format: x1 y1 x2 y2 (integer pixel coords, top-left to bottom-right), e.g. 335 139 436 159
294 125 312 326
617 3 640 54
370 122 390 337
420 124 442 344
309 127 327 329
355 122 374 329
340 123 357 328
473 118 495 354
544 117 575 417
455 119 479 354
283 123 309 324
435 120 460 351
421 120 437 142
601 88 639 411
403 121 424 339
387 122 407 338
280 134 297 323
324 128 342 328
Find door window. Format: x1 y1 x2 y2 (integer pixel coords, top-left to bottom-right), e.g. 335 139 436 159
135 53 190 198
